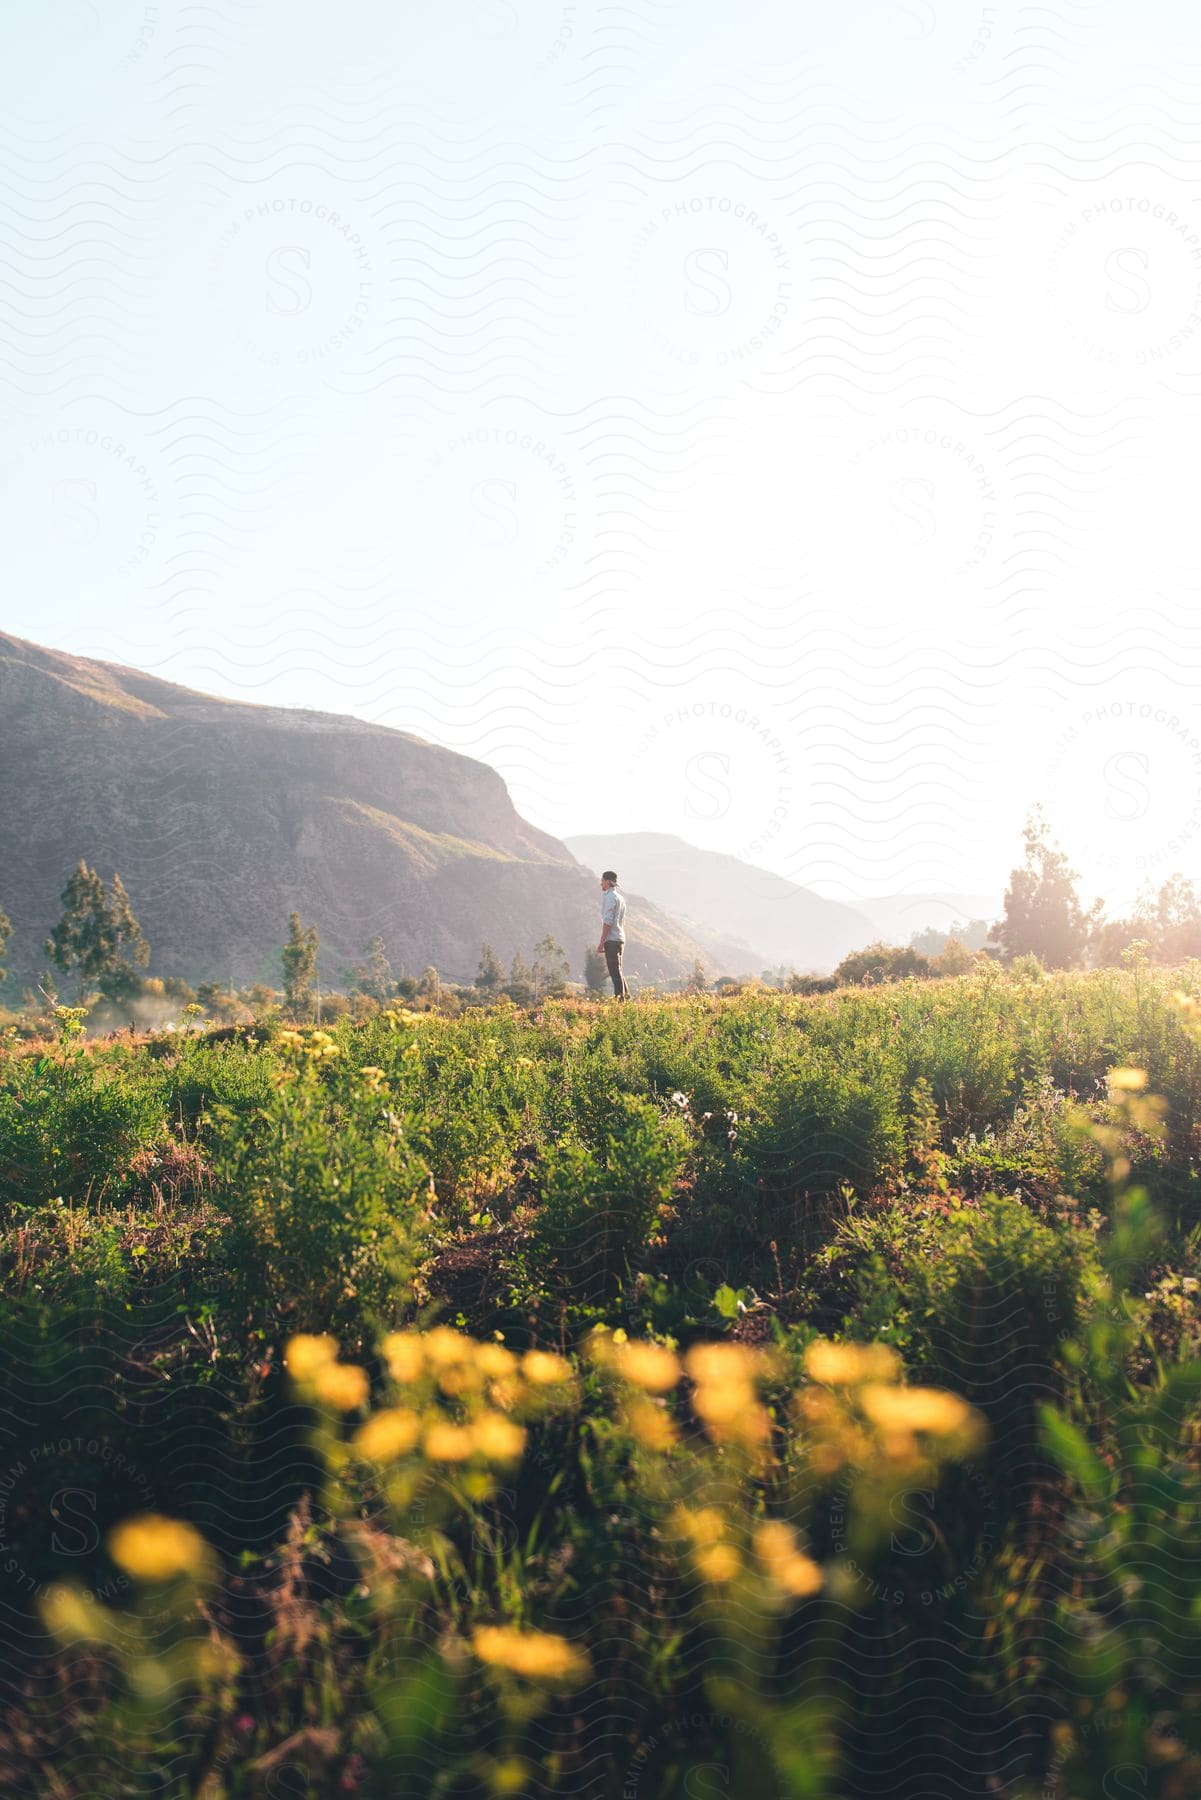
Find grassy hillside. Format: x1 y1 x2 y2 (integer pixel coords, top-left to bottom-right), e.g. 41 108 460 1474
1 967 1200 1796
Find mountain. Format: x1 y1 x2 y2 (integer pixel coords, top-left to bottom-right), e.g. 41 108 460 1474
566 833 874 975
0 634 756 992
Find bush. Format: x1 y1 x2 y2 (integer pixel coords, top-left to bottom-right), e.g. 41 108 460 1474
524 1093 689 1297
209 1035 430 1335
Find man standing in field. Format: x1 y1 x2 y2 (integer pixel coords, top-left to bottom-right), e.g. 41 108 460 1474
598 870 629 1000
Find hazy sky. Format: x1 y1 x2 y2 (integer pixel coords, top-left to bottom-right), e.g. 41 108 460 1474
4 0 1201 918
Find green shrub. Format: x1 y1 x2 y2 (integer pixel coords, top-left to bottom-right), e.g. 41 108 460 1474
209 1038 430 1335
524 1093 689 1296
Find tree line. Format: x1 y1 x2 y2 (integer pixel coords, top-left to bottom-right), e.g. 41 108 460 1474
1 815 1197 1024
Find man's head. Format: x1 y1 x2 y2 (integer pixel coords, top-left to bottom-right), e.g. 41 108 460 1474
601 870 618 890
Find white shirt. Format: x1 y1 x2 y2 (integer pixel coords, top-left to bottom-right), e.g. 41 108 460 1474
600 886 626 943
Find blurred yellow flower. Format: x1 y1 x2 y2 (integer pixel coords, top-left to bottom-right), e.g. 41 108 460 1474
804 1340 901 1386
424 1326 471 1365
285 1334 339 1380
109 1514 210 1582
1108 1067 1148 1092
353 1407 420 1461
858 1384 977 1437
360 1065 385 1090
621 1396 678 1451
424 1421 475 1462
522 1349 573 1386
611 1341 681 1394
472 1626 590 1684
382 1332 426 1384
671 1505 726 1546
472 1412 527 1462
684 1342 757 1385
695 1543 741 1582
754 1521 824 1598
311 1363 369 1411
475 1342 517 1377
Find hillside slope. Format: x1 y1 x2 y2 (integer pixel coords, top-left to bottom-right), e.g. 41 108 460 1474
0 635 758 990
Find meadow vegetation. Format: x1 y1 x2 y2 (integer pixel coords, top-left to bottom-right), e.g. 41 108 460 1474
1 961 1200 1797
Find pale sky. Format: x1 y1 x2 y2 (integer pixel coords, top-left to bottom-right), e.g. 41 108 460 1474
4 0 1201 916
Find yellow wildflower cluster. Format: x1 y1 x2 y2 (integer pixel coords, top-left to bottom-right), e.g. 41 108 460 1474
753 1521 823 1599
685 1341 773 1456
671 1504 742 1583
472 1625 590 1685
285 1328 576 1484
1108 1066 1148 1093
589 1329 681 1394
797 1338 985 1475
109 1513 212 1583
285 1334 368 1411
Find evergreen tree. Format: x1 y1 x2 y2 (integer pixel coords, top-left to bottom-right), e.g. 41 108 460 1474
45 862 150 1000
0 906 10 986
583 945 608 993
507 951 534 1006
349 934 394 1001
531 934 571 1000
989 808 1100 970
99 872 150 1000
280 913 320 1017
684 957 708 994
476 942 505 995
418 965 441 1000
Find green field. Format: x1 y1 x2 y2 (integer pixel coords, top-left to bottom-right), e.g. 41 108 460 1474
2 966 1200 1798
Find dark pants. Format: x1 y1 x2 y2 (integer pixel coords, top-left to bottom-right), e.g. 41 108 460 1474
604 939 629 999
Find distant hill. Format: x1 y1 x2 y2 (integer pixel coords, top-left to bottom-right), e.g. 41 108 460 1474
566 834 874 975
567 836 1003 974
0 635 749 992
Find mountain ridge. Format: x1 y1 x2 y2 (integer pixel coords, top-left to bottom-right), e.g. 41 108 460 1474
1 634 766 991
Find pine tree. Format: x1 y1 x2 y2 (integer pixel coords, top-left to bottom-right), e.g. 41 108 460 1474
280 913 320 1018
45 862 149 1000
989 808 1100 970
531 934 571 1000
99 872 150 1000
507 951 534 1006
0 906 10 987
476 942 505 995
349 934 394 1001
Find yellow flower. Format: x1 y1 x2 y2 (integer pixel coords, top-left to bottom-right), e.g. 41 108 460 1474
472 1412 527 1462
109 1514 211 1582
382 1332 426 1384
472 1626 590 1685
754 1522 824 1598
684 1342 757 1385
475 1342 517 1378
424 1420 475 1462
286 1334 339 1380
621 1396 678 1451
695 1543 741 1583
804 1340 901 1386
353 1408 420 1461
671 1506 726 1546
424 1326 471 1365
612 1341 681 1394
311 1363 369 1411
360 1065 385 1091
857 1384 977 1437
522 1349 573 1386
1108 1067 1148 1092
692 1381 753 1426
